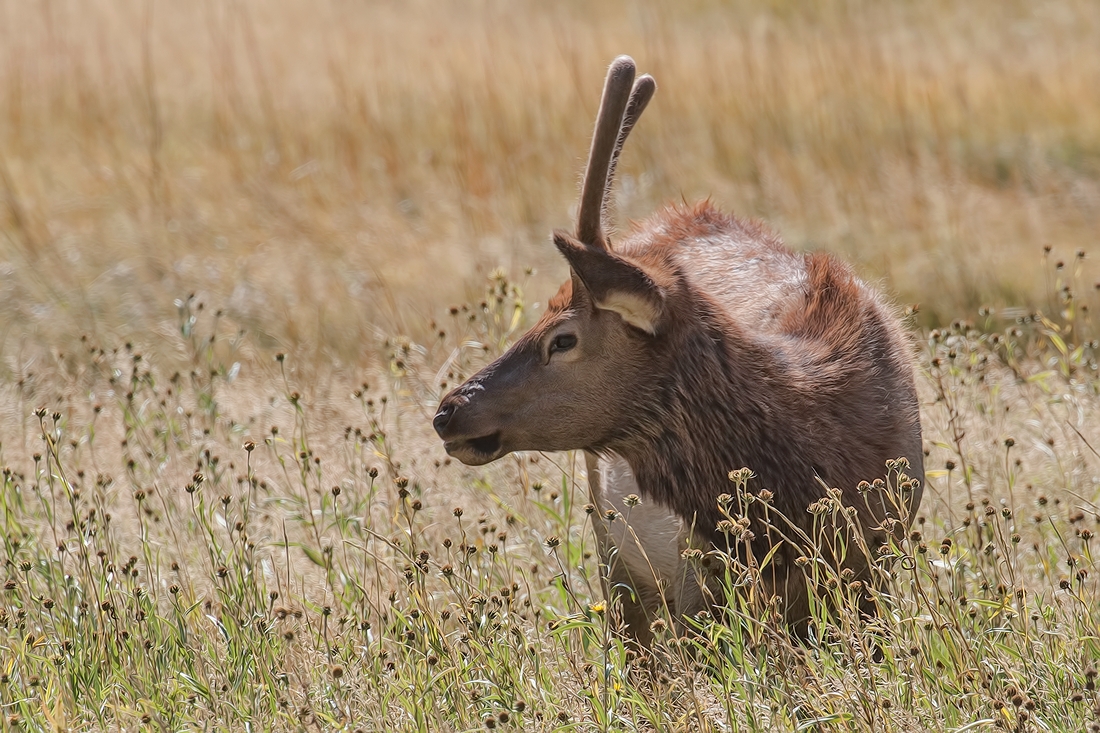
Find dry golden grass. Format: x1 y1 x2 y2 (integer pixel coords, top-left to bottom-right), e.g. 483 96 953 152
2 2 1100 730
1 0 1099 360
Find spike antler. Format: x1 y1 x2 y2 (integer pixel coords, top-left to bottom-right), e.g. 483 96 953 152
605 74 656 210
576 56 656 251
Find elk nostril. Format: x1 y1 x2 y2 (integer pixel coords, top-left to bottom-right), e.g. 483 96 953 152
433 404 454 435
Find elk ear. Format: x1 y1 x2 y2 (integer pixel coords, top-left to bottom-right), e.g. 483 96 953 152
553 230 665 335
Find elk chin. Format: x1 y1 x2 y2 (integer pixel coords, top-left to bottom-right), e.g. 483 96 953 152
443 431 504 466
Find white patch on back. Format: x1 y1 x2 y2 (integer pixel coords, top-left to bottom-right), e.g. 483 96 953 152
678 234 807 333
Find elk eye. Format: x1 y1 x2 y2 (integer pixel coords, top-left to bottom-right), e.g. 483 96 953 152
549 333 577 355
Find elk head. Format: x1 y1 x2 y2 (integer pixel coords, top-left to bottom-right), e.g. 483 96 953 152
433 56 664 466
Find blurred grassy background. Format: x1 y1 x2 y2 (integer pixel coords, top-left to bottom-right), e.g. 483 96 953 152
1 0 1098 363
2 5 1100 728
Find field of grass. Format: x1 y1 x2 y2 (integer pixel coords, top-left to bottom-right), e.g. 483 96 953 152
2 0 1100 731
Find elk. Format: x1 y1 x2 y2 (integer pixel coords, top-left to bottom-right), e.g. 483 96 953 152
433 56 924 645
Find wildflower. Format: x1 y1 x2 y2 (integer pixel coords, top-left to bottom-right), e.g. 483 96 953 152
728 468 754 483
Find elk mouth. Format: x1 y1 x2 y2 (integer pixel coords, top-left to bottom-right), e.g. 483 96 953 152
443 431 504 465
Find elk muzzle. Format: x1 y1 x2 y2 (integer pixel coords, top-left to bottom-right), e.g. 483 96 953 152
433 383 506 466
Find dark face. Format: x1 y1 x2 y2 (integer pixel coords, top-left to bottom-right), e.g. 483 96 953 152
433 258 665 465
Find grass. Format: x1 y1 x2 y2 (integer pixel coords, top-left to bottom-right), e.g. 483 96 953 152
1 269 1099 731
2 0 1100 730
1 0 1099 358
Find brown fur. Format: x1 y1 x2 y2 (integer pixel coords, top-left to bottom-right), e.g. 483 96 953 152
597 204 922 544
434 57 923 642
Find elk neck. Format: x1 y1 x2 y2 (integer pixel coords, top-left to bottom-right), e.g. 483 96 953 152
604 294 812 545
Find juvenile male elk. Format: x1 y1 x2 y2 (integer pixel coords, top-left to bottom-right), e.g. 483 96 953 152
433 56 924 645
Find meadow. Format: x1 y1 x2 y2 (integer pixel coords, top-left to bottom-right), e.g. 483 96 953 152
1 0 1100 730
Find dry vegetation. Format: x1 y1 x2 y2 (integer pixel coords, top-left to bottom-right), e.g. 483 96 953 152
2 0 1100 354
2 0 1100 731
